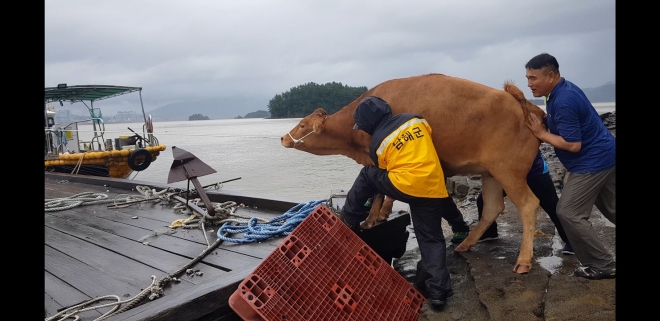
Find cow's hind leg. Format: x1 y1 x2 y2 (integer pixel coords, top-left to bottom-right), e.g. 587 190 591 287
455 175 505 252
497 173 540 274
360 193 386 229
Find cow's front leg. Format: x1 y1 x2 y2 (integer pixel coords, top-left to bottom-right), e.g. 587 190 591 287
360 193 386 229
378 196 395 221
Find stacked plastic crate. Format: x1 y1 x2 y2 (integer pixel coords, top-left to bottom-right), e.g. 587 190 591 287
229 204 424 321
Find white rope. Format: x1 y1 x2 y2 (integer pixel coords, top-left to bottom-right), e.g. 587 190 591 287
45 186 176 212
45 192 116 212
45 276 159 321
71 152 86 175
45 295 120 321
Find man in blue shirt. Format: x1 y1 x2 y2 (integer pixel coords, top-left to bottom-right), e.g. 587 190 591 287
524 53 615 280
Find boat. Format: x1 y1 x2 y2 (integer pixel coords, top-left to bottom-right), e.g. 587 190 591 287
44 84 167 178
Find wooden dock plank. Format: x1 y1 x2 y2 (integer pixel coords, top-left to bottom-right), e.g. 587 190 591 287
43 173 327 321
45 216 232 282
46 209 263 272
45 245 146 305
107 204 284 259
46 179 289 260
45 271 103 320
104 269 251 321
45 172 302 213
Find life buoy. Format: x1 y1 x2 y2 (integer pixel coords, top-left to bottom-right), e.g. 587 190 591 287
146 115 154 133
127 148 152 171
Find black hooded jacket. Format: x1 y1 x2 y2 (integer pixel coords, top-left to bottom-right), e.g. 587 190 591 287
353 96 448 198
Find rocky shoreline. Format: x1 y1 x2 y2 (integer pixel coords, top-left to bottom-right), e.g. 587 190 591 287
393 111 616 321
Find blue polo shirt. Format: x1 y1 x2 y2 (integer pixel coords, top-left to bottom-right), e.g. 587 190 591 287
545 78 616 173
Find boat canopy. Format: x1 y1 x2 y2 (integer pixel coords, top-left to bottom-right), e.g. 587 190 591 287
45 85 142 104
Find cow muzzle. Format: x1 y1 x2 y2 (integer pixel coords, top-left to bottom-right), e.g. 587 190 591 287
287 131 314 147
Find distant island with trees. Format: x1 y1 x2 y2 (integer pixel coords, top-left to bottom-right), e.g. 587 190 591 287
235 110 271 119
268 82 368 118
189 113 210 121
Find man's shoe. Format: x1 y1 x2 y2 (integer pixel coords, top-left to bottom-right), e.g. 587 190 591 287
561 243 575 255
450 231 469 244
430 289 454 310
574 266 615 280
478 233 499 242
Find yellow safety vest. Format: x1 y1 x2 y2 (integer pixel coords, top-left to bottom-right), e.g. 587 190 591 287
376 118 448 198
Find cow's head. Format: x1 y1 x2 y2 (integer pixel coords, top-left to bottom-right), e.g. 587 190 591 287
281 108 328 149
281 107 374 166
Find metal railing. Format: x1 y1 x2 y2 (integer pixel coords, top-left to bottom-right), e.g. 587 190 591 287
63 118 106 151
45 118 108 156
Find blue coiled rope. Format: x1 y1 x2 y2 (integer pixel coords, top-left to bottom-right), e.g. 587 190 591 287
217 199 327 244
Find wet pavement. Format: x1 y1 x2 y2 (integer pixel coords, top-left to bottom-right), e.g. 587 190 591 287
392 195 616 321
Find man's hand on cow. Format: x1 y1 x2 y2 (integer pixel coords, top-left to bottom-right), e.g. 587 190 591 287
525 113 547 138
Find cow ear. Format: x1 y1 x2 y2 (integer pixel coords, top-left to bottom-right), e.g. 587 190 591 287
314 108 327 116
312 117 325 134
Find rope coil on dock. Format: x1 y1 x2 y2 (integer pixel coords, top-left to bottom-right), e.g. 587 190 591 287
217 199 327 243
45 186 177 212
45 192 116 211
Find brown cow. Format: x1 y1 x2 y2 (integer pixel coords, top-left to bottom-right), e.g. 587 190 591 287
281 73 546 274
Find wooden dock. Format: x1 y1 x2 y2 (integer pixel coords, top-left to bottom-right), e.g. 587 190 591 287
45 172 301 321
45 172 411 321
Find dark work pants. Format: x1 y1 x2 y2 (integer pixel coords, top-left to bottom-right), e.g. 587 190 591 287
342 165 452 297
476 172 569 244
443 197 469 233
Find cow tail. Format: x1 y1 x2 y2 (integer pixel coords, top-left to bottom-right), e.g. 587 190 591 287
503 81 529 118
503 80 547 127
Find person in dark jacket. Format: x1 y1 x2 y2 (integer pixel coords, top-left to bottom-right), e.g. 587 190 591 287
340 96 454 310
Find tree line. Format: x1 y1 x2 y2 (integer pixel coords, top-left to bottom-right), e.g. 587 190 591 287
268 82 368 118
189 113 210 120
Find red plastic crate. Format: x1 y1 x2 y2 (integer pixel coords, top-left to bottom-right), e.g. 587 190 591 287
229 204 425 321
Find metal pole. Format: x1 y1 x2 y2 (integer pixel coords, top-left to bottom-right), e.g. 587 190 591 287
90 100 100 150
138 90 152 146
139 89 147 125
45 103 50 155
186 179 191 212
201 177 242 189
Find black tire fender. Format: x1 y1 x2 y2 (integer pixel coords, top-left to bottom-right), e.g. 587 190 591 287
128 148 152 171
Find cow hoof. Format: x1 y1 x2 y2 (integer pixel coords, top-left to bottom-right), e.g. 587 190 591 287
379 212 390 221
513 263 532 274
454 244 470 252
360 222 375 230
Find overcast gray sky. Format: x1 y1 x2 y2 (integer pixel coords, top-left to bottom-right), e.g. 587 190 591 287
45 0 615 115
